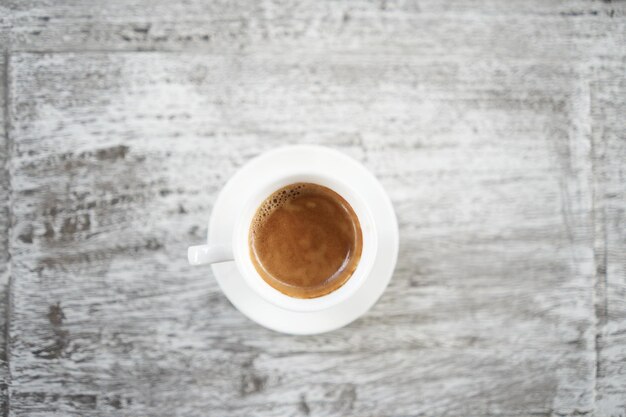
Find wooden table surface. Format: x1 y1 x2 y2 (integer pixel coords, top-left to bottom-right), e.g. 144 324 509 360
1 1 625 416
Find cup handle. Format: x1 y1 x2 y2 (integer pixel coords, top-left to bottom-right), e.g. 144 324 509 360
187 244 234 265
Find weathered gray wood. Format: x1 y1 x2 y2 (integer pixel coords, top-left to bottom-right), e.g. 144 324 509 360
0 51 10 417
593 57 626 417
7 51 599 417
1 0 625 415
1 0 623 59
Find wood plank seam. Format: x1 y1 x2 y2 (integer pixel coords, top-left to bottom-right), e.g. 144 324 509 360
2 50 11 417
590 58 626 416
590 64 609 401
592 59 610 330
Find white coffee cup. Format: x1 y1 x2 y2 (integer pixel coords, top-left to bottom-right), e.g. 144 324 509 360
188 171 378 313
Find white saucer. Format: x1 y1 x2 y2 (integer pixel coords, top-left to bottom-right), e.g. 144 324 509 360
209 145 399 335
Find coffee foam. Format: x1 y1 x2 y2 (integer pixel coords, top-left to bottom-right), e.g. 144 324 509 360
251 183 306 232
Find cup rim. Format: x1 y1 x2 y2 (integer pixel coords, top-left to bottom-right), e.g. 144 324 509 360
231 173 378 313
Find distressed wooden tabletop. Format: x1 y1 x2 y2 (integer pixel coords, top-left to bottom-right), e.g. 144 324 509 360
0 1 625 416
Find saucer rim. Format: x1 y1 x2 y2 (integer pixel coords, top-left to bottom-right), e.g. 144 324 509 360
208 145 399 335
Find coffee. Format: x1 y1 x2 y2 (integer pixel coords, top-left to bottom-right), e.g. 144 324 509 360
249 183 363 299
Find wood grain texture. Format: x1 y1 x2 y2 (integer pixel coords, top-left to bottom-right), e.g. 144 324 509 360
1 0 624 58
592 57 626 417
0 51 9 417
1 0 625 415
7 51 598 417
